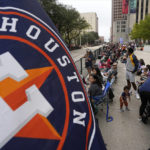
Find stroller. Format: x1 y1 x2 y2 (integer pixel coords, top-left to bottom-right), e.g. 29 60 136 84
142 100 150 124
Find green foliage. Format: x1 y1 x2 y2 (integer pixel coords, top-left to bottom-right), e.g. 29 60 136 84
130 15 150 40
61 7 89 48
39 0 89 49
39 0 66 32
78 32 99 45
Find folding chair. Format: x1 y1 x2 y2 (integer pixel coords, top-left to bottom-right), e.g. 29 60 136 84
93 81 111 105
92 81 113 122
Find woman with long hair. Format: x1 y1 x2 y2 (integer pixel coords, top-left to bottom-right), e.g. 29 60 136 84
92 67 103 85
88 74 102 97
88 74 103 114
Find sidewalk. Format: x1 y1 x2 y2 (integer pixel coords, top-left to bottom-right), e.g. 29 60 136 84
97 50 150 150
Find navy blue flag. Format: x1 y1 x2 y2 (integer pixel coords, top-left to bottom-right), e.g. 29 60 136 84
0 0 106 149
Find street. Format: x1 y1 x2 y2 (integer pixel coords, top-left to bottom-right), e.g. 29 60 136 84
97 50 150 150
70 45 103 62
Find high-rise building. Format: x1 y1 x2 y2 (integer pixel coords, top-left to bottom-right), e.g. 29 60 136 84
80 12 98 33
111 0 150 43
136 0 150 23
111 0 129 43
128 0 150 40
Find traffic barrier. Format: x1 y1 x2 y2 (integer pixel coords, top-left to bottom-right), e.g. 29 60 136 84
74 47 103 77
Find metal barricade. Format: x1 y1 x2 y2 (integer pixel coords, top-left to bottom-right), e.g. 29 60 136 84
74 47 103 77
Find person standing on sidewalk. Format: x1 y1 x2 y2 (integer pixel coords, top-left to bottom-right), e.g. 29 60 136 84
84 49 93 75
126 47 140 99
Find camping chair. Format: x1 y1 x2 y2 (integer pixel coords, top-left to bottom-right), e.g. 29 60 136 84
93 81 111 105
92 81 113 122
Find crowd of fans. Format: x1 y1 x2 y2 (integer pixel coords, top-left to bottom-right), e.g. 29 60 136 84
82 43 150 124
83 44 120 114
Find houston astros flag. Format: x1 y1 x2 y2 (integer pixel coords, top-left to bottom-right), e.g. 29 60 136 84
0 0 106 150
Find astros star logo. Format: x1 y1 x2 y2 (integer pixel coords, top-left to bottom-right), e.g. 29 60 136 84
0 52 61 148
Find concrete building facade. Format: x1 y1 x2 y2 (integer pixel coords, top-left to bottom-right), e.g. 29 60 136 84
111 0 129 43
111 0 150 43
128 0 150 41
136 0 150 23
99 36 105 43
80 12 98 33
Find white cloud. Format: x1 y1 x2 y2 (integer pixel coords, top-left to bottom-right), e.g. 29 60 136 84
58 0 112 41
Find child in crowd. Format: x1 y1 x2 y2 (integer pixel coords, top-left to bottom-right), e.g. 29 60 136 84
147 65 150 77
140 59 145 72
141 67 148 81
137 59 145 75
120 86 131 112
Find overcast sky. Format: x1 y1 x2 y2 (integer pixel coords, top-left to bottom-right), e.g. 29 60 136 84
58 0 112 41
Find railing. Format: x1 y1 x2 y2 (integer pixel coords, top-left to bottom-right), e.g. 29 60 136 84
74 47 103 77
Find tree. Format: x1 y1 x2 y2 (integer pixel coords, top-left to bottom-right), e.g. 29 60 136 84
130 15 150 40
78 32 99 46
130 23 141 40
39 0 66 32
39 0 89 49
62 7 89 48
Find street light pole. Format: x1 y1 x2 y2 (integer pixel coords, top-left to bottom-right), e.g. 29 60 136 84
80 35 81 46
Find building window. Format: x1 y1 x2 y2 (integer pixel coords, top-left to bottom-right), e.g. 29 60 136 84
121 25 126 28
117 25 120 28
121 29 126 32
117 21 120 24
117 29 120 32
124 15 127 20
121 21 126 24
